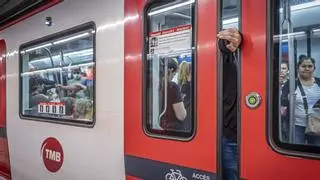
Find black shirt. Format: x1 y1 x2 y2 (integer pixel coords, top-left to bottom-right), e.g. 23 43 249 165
219 39 239 141
160 81 184 130
181 81 191 109
181 81 192 131
29 75 56 94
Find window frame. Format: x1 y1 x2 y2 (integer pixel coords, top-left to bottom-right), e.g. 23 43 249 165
19 21 96 128
268 0 320 158
142 0 197 141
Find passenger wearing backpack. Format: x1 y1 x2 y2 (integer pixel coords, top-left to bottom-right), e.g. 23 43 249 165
281 56 320 146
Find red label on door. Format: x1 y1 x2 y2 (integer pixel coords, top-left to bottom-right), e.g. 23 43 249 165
41 137 64 173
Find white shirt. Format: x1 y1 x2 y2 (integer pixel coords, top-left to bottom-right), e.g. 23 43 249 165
295 83 320 127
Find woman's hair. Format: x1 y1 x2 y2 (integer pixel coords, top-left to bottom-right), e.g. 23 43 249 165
297 56 315 68
299 54 307 61
159 57 178 77
178 61 190 85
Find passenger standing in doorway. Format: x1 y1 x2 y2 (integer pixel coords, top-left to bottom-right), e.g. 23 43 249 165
280 61 289 88
160 58 187 131
217 28 242 180
281 56 320 146
280 61 290 142
178 61 192 131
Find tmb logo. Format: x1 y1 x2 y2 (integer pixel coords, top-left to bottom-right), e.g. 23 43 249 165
41 137 64 173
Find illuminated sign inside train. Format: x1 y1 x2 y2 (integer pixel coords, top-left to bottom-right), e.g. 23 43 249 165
41 137 64 173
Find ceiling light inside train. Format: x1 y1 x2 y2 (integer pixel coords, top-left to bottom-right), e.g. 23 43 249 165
28 48 93 64
25 43 52 52
279 1 320 12
222 17 239 25
312 29 320 33
273 31 306 38
53 32 90 45
148 0 195 16
22 62 95 76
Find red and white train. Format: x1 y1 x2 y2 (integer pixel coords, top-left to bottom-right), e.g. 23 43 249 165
0 0 320 179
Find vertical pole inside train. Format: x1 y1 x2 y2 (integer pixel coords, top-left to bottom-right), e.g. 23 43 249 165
284 0 297 143
280 0 296 143
279 0 284 142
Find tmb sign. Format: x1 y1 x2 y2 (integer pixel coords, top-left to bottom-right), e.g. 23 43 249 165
41 137 64 173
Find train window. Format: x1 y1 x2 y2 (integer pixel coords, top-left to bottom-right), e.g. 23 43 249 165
19 22 95 126
143 0 196 139
272 0 320 155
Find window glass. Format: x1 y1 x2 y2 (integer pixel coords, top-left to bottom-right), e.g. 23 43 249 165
144 0 195 138
273 0 320 154
222 0 239 29
20 23 95 125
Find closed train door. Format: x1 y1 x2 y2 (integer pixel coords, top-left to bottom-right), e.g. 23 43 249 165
241 0 320 179
0 40 10 179
124 0 219 179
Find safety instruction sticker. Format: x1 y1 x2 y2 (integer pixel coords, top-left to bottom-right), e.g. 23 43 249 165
149 24 192 55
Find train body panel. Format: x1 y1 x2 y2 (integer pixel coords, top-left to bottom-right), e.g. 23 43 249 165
124 0 218 179
0 0 125 179
240 1 320 179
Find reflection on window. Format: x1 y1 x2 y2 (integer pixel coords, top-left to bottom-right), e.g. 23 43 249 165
222 0 239 29
274 0 320 152
144 0 195 138
20 23 95 125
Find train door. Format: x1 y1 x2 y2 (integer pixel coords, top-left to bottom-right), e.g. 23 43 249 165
0 40 11 179
124 0 219 179
241 0 320 179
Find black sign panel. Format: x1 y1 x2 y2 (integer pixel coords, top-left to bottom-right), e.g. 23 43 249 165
125 155 216 180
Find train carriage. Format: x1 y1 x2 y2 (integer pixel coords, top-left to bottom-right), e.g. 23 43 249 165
0 0 319 179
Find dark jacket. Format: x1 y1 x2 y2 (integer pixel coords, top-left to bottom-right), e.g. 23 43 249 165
219 36 242 141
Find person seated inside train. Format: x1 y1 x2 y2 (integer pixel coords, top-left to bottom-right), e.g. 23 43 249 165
60 97 76 118
160 58 187 131
178 61 192 131
82 66 94 100
57 66 94 100
73 98 93 120
57 68 86 98
28 66 56 97
281 56 320 146
28 66 57 109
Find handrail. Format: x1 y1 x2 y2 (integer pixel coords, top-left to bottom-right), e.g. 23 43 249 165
159 57 168 120
282 0 297 143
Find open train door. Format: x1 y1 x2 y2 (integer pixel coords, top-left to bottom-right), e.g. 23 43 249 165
0 40 10 179
124 0 220 179
241 0 320 179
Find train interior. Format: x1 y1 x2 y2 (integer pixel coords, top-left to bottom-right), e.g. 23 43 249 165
20 26 95 123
